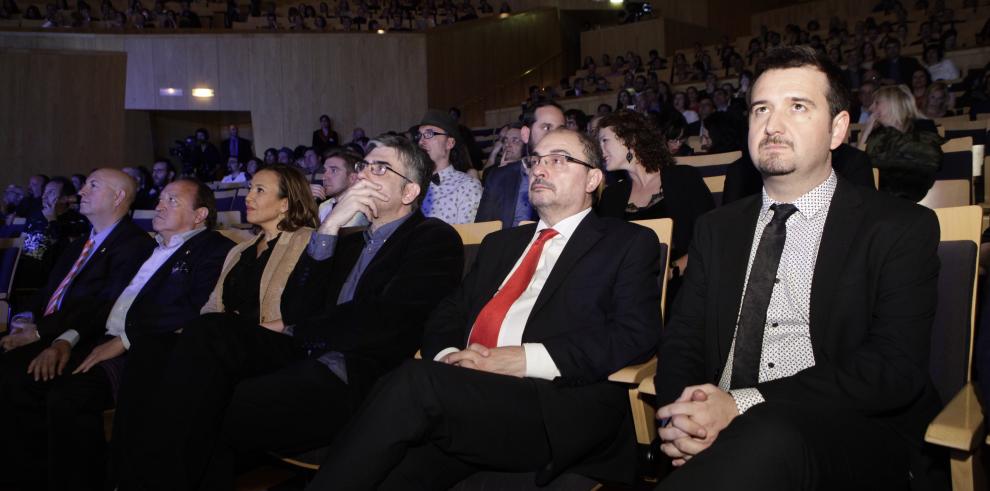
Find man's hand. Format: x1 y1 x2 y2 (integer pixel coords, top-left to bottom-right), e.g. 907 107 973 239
317 180 389 236
260 319 285 334
656 384 740 465
27 340 72 382
441 344 527 377
73 337 125 374
310 184 327 201
1 324 40 351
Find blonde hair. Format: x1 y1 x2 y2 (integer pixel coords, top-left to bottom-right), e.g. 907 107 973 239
873 84 922 132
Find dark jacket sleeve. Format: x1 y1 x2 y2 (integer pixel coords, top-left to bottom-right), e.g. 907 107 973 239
665 165 715 260
831 144 876 189
721 156 762 205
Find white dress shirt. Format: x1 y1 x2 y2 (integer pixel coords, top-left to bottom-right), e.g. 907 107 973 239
435 207 593 380
718 172 837 414
221 172 248 183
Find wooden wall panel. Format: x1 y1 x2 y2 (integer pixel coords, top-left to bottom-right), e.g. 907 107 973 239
580 17 666 62
0 48 126 189
0 31 428 165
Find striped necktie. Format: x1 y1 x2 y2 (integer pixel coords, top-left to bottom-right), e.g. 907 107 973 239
44 237 95 316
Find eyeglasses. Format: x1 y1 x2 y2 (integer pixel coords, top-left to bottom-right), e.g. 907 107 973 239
413 129 448 141
354 160 414 183
522 153 596 171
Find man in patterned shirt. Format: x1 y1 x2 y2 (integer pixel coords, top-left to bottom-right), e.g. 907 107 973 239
654 46 943 489
415 109 483 224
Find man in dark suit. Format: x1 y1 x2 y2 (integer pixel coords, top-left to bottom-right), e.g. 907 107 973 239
220 124 254 163
476 101 565 228
0 168 156 490
684 96 715 137
721 143 875 205
873 38 925 86
654 46 942 490
312 114 340 156
308 128 662 490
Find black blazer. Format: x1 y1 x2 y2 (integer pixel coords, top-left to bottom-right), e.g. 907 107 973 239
292 211 464 393
874 55 925 85
311 129 340 155
657 177 941 447
32 216 156 347
475 160 525 229
422 212 661 483
123 230 234 347
220 137 254 163
596 165 714 260
685 120 703 137
722 144 876 205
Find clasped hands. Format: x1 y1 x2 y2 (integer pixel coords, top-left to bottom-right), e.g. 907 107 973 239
440 343 526 378
656 384 739 467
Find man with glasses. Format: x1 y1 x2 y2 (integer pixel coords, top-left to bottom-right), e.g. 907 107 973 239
183 134 465 490
307 128 662 490
476 101 566 229
415 109 483 224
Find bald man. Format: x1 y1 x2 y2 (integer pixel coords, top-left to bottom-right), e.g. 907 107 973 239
0 168 156 490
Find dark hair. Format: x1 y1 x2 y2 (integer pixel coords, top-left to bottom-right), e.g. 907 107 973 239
48 176 76 197
366 134 435 209
254 164 319 231
598 109 674 172
448 106 461 119
597 103 613 113
323 148 362 171
755 45 851 119
319 114 331 123
703 111 748 153
175 177 218 230
521 100 564 127
924 43 943 61
195 127 209 140
563 108 588 130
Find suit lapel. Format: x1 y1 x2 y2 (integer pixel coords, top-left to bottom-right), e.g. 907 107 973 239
130 231 208 307
529 212 604 316
809 179 864 349
353 212 424 295
716 197 761 364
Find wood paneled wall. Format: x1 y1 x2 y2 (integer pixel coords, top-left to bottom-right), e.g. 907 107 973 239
0 31 428 164
0 48 126 189
580 17 722 62
746 0 871 36
425 8 565 127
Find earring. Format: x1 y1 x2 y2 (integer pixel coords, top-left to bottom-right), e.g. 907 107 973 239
626 151 634 163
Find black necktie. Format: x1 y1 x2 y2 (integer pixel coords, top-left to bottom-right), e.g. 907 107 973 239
730 203 798 390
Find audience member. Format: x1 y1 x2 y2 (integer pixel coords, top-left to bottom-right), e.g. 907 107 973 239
0 169 155 490
221 157 248 183
923 81 953 118
125 164 333 490
911 67 932 110
308 127 661 489
147 159 176 205
654 45 943 491
17 174 48 217
415 109 482 224
70 174 87 194
263 147 278 166
924 43 959 81
685 96 715 136
854 80 877 123
2 184 26 225
245 157 261 177
316 149 361 223
296 146 324 182
859 84 942 201
476 101 565 228
191 128 222 181
122 166 154 209
673 92 699 124
220 124 254 163
16 177 88 289
874 38 924 85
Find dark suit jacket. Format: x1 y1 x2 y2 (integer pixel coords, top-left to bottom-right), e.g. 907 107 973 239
422 212 662 483
657 177 941 448
685 120 703 137
292 211 464 394
596 165 714 260
874 55 925 85
220 137 254 163
475 160 525 229
722 144 876 205
123 230 234 347
32 216 156 347
311 129 340 155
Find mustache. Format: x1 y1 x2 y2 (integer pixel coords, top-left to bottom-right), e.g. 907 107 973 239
530 178 555 192
760 135 793 148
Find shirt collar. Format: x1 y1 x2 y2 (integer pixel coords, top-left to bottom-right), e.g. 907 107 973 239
535 207 592 241
760 170 837 220
156 226 206 248
435 165 458 184
365 210 413 244
89 216 123 245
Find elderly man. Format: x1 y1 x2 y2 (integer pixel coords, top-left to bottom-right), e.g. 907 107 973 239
128 135 465 491
0 168 156 490
308 128 662 489
476 101 566 229
416 109 483 224
654 46 942 490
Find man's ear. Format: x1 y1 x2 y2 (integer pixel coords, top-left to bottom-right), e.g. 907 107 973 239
193 207 209 226
402 182 421 206
520 126 531 144
830 110 851 150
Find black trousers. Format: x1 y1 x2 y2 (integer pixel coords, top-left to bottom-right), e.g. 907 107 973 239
656 400 911 491
308 359 583 491
0 340 114 491
122 313 302 491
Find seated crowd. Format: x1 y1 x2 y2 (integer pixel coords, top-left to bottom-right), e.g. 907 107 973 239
0 42 978 490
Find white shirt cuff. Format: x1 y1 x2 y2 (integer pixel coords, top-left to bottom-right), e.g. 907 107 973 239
433 347 460 362
729 388 765 415
120 332 131 350
12 311 33 325
55 329 80 348
523 343 561 380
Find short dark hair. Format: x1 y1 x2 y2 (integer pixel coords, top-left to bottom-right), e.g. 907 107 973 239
598 109 673 172
174 177 218 230
48 176 76 197
366 134 435 209
754 45 850 119
521 100 564 128
322 148 361 171
195 128 209 139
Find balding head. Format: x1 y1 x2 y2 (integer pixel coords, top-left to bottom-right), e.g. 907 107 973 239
78 168 136 230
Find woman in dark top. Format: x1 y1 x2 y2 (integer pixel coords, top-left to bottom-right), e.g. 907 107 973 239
595 110 714 290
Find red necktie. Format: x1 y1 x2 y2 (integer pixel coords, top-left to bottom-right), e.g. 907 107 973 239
44 238 95 316
468 228 559 348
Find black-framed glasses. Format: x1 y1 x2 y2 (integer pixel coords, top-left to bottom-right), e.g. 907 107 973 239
522 153 596 171
413 129 448 141
354 160 414 183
